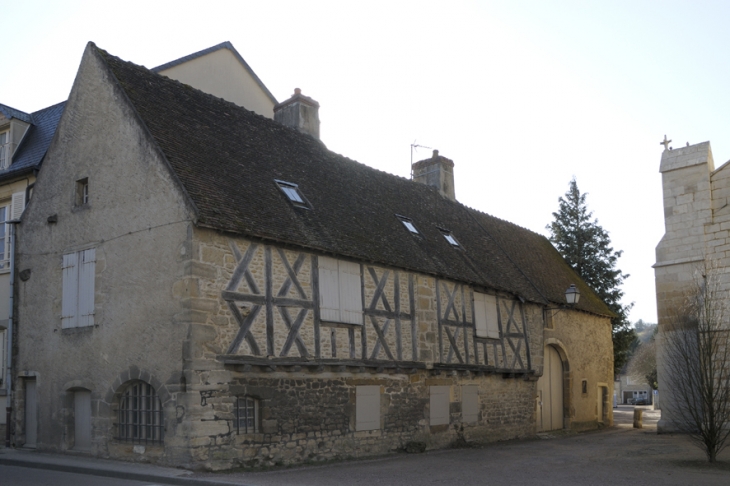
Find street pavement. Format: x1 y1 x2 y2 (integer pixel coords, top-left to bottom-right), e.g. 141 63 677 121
1 406 729 486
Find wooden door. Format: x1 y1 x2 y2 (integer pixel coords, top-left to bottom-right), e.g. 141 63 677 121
536 346 563 431
597 387 604 423
25 379 37 448
74 390 92 450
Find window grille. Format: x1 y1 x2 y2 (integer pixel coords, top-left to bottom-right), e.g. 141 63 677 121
235 396 259 434
118 381 164 444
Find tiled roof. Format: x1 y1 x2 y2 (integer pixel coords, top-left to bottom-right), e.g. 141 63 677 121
0 102 66 182
0 104 32 124
96 45 612 317
151 41 278 105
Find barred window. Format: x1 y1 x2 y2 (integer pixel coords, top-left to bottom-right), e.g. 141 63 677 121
118 381 164 444
235 396 259 434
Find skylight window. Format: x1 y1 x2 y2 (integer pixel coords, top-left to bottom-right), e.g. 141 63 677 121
440 230 460 247
275 180 309 208
396 215 420 235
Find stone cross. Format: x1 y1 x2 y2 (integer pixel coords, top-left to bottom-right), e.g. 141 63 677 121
660 135 672 150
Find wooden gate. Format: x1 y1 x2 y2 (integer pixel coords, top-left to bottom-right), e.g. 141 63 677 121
537 346 563 431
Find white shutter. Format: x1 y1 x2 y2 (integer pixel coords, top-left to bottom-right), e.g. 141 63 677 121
484 294 500 339
319 256 341 322
430 386 450 425
62 252 79 328
462 385 479 424
78 249 95 327
356 385 381 431
338 260 362 325
473 292 488 338
11 191 25 220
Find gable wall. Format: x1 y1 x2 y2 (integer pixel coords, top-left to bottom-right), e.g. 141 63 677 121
13 45 195 457
157 49 276 118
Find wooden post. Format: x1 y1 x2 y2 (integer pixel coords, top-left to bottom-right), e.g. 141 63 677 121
633 408 643 428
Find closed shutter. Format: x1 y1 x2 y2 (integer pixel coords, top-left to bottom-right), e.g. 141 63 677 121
319 256 341 322
339 260 362 325
355 385 381 431
62 253 79 328
473 292 488 338
11 191 25 220
430 386 450 425
484 294 500 339
462 385 479 424
78 249 95 327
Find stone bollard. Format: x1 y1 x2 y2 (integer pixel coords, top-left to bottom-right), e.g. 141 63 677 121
633 408 643 429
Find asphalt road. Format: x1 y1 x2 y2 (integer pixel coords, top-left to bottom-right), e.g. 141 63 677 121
0 464 163 486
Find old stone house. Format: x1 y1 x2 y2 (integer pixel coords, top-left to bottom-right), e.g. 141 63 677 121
12 42 613 469
0 101 65 439
1 41 267 443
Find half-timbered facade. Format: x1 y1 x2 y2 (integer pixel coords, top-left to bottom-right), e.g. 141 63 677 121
12 43 614 470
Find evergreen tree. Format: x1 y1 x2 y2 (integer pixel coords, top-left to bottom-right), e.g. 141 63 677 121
547 178 635 375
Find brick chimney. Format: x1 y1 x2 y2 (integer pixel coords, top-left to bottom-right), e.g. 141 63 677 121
274 88 320 140
412 150 455 201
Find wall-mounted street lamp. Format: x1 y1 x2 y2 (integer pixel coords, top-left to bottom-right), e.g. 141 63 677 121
546 285 581 325
565 284 580 306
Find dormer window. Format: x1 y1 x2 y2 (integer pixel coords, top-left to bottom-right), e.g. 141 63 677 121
276 180 309 208
440 229 460 247
397 215 420 235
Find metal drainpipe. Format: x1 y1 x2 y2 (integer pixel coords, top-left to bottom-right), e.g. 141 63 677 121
5 220 18 448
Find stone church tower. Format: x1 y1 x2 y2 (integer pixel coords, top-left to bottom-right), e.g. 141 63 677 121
654 140 730 431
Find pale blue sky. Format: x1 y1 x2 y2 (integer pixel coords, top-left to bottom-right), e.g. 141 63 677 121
5 1 730 324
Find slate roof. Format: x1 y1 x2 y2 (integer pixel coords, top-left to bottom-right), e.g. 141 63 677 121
96 45 612 317
151 41 278 105
0 102 66 181
0 104 33 124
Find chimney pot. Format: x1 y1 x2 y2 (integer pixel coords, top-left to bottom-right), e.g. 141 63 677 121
294 88 301 95
433 150 439 158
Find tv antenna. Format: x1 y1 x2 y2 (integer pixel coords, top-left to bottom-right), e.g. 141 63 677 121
410 141 432 179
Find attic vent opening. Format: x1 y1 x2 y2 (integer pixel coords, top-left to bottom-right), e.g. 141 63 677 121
396 215 420 235
439 229 460 247
275 180 309 208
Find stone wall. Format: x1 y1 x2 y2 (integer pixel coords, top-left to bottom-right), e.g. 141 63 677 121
173 228 546 470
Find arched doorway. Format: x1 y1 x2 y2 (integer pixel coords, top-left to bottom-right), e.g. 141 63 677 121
537 345 564 431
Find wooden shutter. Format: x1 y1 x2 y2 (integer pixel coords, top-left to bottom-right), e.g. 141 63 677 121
462 385 479 424
319 256 341 322
430 386 450 425
355 385 381 431
11 191 25 220
78 249 95 327
61 252 79 328
484 294 500 339
338 260 362 325
74 390 92 450
473 292 488 338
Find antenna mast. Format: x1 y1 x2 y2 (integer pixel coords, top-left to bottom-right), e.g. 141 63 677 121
410 141 432 179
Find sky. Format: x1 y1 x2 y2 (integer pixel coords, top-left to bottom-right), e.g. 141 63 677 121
5 0 730 325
